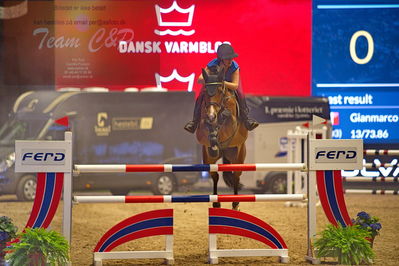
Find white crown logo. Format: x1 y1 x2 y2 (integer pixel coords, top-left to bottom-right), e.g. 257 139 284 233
154 1 195 36
0 0 28 19
155 69 195 92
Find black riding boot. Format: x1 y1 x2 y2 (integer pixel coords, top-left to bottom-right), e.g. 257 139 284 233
235 91 259 131
242 111 259 131
184 93 204 133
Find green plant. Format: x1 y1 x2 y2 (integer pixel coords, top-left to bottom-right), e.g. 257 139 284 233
0 216 18 241
314 224 374 265
5 227 69 266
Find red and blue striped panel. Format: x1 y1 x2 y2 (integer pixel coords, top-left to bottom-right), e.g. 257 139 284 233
316 170 352 227
209 208 287 249
94 209 173 252
25 172 64 229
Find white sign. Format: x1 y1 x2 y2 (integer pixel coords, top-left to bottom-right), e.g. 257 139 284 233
309 139 363 170
15 140 72 173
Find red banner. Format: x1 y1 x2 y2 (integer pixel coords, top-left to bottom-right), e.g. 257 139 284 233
4 0 311 96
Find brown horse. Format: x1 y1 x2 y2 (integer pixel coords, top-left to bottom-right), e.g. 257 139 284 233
196 68 248 210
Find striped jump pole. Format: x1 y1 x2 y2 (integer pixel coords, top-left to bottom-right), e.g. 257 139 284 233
74 163 307 173
344 177 398 182
73 194 306 204
364 149 399 156
344 189 398 195
363 162 398 169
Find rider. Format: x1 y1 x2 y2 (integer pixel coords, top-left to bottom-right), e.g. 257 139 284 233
184 43 259 133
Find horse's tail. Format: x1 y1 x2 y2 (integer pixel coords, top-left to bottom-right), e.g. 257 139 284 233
222 173 234 188
222 173 244 190
222 158 244 190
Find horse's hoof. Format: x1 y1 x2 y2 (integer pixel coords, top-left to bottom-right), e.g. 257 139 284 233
213 202 221 208
232 202 240 211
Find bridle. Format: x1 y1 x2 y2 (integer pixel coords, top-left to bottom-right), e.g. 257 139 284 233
204 80 239 149
204 81 226 121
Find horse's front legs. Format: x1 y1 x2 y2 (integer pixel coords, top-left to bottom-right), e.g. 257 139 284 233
211 172 221 208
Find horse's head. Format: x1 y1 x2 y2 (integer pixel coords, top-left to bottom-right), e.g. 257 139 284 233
202 68 226 127
201 67 231 157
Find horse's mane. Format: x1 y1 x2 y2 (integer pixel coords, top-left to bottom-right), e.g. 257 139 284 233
208 65 223 76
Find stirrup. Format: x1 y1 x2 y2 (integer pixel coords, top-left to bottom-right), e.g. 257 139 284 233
245 119 259 131
184 121 198 133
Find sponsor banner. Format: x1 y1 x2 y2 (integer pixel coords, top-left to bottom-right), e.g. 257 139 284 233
15 140 72 173
3 0 311 95
309 139 363 170
247 96 330 123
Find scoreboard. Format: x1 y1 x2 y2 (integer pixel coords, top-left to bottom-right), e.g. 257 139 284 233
312 0 399 145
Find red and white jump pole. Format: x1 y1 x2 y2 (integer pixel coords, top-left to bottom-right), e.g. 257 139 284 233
344 189 398 195
73 194 306 204
364 149 399 156
74 163 306 173
363 162 398 169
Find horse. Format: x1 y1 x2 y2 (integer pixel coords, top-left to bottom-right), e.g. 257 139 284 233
196 68 248 210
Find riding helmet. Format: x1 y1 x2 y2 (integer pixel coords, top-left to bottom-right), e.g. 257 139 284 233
217 43 238 60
